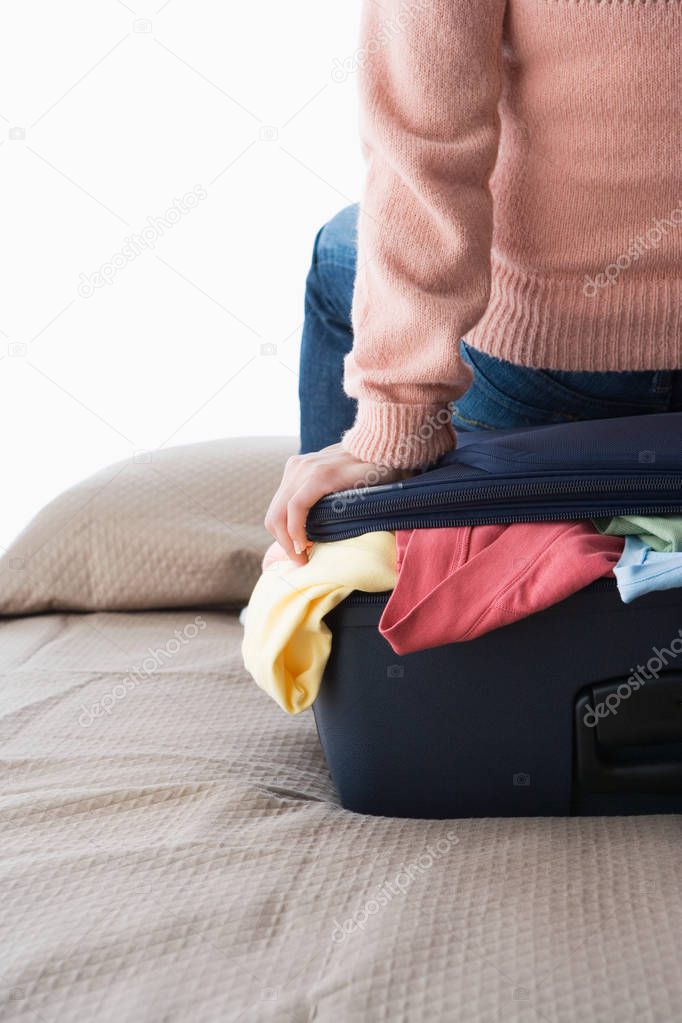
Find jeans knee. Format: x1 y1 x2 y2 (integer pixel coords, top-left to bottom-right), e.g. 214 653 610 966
312 203 359 270
305 205 358 331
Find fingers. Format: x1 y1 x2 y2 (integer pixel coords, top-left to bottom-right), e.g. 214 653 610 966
265 489 307 565
264 447 386 566
264 457 307 565
286 477 330 559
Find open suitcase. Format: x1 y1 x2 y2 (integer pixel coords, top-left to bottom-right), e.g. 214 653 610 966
306 412 682 818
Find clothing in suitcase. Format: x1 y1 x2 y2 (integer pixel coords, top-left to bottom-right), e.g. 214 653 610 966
307 411 682 818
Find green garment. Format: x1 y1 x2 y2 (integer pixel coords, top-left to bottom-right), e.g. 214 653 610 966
592 515 682 554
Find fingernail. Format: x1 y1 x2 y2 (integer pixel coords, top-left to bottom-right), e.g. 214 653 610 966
293 542 304 555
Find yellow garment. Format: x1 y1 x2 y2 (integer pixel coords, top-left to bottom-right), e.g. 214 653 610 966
242 532 397 714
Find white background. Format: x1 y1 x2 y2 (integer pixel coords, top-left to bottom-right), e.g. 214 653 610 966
0 0 364 547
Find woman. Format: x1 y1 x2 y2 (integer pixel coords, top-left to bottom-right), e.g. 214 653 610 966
266 0 682 563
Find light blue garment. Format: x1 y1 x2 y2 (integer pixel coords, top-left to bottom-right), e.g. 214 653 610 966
613 535 682 603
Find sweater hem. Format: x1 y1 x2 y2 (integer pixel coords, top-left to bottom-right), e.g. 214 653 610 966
467 259 682 372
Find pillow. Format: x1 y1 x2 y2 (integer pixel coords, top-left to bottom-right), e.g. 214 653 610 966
0 436 297 615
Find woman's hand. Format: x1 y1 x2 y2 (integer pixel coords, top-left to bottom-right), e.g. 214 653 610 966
265 443 409 564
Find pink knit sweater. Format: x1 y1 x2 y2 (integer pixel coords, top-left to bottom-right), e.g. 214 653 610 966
341 0 682 468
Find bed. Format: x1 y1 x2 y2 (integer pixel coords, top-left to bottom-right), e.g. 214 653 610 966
1 438 681 1022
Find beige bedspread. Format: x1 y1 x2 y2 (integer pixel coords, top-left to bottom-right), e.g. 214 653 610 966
2 607 682 1023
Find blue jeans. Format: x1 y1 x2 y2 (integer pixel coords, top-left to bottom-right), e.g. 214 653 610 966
299 204 682 453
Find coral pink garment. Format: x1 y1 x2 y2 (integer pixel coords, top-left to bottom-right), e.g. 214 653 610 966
379 522 624 655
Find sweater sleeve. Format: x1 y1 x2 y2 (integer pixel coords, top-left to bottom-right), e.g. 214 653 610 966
341 0 507 468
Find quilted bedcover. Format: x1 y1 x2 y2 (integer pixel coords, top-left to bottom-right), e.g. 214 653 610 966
1 607 682 1023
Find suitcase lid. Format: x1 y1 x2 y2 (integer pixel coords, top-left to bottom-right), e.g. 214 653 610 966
307 410 682 541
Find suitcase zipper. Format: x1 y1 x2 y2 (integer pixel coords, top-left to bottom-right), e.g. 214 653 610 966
307 474 682 540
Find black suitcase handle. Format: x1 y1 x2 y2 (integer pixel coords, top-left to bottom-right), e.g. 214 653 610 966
575 674 682 793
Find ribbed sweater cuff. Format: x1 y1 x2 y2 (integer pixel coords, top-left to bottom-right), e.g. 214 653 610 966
341 401 456 470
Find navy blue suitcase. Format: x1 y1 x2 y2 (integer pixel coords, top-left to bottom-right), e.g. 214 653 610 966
307 412 682 818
